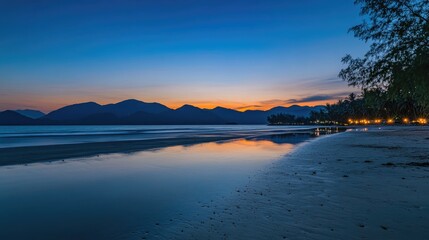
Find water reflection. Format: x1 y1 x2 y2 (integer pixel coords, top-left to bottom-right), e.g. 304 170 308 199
0 125 319 148
0 134 313 240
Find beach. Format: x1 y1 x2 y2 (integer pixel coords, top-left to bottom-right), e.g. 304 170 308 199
1 126 428 240
162 126 429 240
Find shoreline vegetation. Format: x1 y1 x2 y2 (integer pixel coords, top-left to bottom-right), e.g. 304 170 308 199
266 111 428 126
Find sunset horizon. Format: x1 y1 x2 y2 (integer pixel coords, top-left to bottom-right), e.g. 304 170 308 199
1 0 364 113
2 96 346 113
1 1 428 239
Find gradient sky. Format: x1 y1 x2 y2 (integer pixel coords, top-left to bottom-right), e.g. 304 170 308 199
0 0 367 112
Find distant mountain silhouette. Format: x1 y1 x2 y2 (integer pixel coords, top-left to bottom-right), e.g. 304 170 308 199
124 111 161 125
103 99 170 117
1 99 324 125
79 113 120 125
211 107 251 124
155 105 226 124
14 109 45 119
44 99 170 121
0 110 36 125
45 102 103 121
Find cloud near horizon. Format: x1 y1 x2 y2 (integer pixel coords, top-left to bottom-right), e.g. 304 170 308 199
260 92 351 106
233 105 263 111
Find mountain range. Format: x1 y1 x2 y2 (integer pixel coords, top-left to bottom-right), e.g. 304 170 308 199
0 99 324 125
14 109 46 119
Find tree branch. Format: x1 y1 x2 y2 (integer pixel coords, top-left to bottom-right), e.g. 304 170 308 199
401 0 429 23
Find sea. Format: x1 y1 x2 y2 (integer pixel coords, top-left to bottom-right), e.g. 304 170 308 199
0 125 326 240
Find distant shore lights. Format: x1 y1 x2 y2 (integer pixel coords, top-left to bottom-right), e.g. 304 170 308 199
347 118 427 125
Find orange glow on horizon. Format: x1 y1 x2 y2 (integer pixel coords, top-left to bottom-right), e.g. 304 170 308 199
1 97 336 113
166 99 337 112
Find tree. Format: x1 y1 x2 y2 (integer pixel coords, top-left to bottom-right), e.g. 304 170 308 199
339 0 429 117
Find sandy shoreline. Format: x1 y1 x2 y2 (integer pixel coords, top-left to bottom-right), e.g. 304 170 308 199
157 126 429 240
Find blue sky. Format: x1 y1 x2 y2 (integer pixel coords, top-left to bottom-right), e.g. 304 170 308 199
0 0 366 112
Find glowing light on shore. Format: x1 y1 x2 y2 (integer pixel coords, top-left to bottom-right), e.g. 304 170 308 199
347 117 427 125
417 118 427 124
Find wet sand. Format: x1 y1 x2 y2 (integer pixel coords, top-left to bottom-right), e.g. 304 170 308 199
167 127 429 239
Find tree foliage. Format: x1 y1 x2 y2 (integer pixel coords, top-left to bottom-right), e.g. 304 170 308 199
313 90 428 124
339 0 429 116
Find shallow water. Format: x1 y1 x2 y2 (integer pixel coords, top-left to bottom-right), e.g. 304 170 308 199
0 125 317 148
0 134 313 240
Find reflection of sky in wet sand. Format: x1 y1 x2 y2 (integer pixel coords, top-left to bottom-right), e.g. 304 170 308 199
158 139 295 164
0 136 307 240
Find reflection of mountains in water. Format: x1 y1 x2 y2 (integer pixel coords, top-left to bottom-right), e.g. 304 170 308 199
0 99 324 125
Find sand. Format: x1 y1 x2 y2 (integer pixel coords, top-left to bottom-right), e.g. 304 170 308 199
163 126 429 239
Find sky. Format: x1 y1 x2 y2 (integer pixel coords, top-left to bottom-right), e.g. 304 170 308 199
0 0 367 112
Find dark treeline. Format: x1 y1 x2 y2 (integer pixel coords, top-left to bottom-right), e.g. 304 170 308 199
307 92 427 125
267 111 340 125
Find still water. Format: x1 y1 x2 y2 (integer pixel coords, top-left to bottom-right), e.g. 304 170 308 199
0 125 317 148
0 134 314 240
